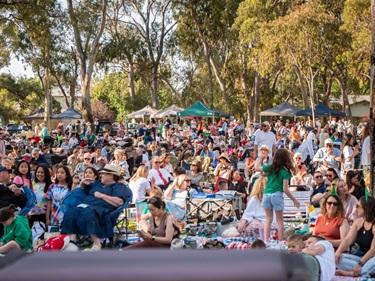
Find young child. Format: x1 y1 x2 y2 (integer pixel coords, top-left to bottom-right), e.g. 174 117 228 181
13 160 32 188
44 166 72 227
0 204 32 253
255 148 300 241
303 235 335 281
251 239 266 249
287 233 303 254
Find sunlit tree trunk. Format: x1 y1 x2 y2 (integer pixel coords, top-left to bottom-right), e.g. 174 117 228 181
370 0 375 194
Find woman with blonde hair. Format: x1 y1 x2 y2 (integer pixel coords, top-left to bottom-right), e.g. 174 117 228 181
237 177 276 238
164 174 197 222
129 165 157 203
160 153 173 173
110 148 130 180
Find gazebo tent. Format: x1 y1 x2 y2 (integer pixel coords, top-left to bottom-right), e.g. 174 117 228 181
127 105 158 119
21 108 45 121
177 101 220 117
51 107 82 119
260 102 302 117
212 108 230 118
295 103 346 117
153 105 184 118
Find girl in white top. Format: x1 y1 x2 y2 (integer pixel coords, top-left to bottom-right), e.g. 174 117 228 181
237 177 276 238
129 165 155 203
341 133 359 171
160 153 173 174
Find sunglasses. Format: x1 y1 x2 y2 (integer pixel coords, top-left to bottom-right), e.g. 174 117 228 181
184 179 191 182
315 175 323 179
295 157 301 160
84 158 91 160
327 201 338 206
261 125 267 127
147 197 158 204
190 164 197 166
325 144 332 147
154 161 161 164
326 174 333 177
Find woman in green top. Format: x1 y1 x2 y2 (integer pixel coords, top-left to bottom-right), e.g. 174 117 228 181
255 148 300 242
0 204 32 253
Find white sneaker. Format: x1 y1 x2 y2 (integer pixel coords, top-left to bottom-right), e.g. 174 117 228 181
83 244 101 252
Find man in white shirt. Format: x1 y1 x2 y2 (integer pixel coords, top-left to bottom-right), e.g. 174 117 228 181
68 134 79 148
253 121 276 158
148 156 173 190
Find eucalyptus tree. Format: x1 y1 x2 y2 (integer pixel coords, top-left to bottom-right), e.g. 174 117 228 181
66 0 107 127
0 0 64 124
175 0 242 108
118 0 176 109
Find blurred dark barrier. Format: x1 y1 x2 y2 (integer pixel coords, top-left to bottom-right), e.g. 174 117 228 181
0 249 309 281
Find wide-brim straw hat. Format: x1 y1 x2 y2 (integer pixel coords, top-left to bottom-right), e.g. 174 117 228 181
99 164 122 177
218 152 231 163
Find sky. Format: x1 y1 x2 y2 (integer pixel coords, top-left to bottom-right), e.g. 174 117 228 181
1 57 34 78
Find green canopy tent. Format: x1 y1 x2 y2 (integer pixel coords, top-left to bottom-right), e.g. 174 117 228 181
177 101 220 117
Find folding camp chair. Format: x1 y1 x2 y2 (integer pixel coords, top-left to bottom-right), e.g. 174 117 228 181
18 186 37 216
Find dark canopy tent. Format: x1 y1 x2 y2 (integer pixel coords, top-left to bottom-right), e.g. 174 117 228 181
177 101 220 117
212 108 230 118
295 103 346 117
260 102 302 117
50 107 82 119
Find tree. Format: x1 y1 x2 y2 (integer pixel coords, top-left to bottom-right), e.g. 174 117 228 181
66 0 107 128
370 0 375 194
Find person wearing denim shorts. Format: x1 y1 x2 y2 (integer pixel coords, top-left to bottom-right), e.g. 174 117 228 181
255 148 300 242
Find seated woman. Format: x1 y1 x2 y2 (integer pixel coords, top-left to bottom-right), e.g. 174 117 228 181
346 170 365 200
335 195 375 278
236 177 276 238
0 204 32 254
61 165 132 251
334 178 359 225
290 162 314 189
164 174 197 222
126 196 180 249
186 160 205 188
139 189 170 232
129 165 156 203
228 169 247 199
313 194 350 249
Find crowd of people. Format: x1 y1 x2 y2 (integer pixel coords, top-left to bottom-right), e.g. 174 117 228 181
0 114 374 278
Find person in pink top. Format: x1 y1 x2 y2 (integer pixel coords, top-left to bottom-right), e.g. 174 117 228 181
13 160 32 189
334 178 359 225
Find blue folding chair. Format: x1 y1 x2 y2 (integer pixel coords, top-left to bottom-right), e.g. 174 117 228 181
18 186 37 216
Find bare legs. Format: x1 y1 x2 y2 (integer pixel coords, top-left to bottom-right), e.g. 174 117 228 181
0 240 21 254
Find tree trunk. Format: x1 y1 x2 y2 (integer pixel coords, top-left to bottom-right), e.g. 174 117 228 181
253 72 260 122
80 74 94 128
128 63 135 98
370 0 375 195
205 52 214 108
43 68 52 130
294 65 308 109
151 65 159 109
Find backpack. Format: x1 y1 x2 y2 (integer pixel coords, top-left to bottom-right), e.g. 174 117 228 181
37 234 69 252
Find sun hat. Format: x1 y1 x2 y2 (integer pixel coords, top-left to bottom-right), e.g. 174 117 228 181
218 152 231 163
99 164 122 177
259 144 271 153
325 139 333 145
32 148 40 155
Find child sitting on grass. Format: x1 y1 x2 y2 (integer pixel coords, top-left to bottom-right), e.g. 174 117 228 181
0 204 32 253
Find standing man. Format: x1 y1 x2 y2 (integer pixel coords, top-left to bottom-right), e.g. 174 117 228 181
253 121 276 158
163 116 172 138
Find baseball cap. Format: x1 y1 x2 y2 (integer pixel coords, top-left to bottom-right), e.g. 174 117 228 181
262 121 270 126
32 148 40 155
0 165 12 173
325 139 333 145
